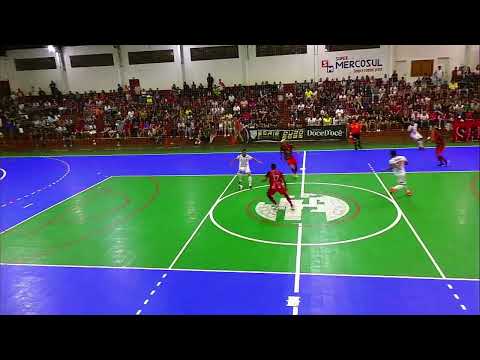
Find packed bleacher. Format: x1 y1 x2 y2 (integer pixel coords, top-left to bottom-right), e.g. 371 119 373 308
0 64 479 147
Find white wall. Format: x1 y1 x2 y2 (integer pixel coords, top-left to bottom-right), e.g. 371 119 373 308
3 45 478 94
6 48 63 94
465 45 480 69
246 45 391 84
120 45 183 90
392 45 470 82
183 45 244 86
247 45 315 84
63 45 119 93
0 56 15 82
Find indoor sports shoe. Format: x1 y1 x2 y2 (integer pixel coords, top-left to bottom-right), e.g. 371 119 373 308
406 190 413 196
389 187 397 194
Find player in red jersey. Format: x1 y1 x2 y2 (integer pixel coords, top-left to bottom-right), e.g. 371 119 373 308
348 119 362 150
264 163 294 210
427 126 449 166
280 139 298 177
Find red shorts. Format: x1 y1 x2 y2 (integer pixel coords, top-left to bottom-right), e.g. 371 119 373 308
435 145 445 156
268 186 287 197
287 157 297 166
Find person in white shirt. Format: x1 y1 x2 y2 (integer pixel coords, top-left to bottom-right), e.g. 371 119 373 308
228 94 235 103
233 104 241 115
387 150 413 196
231 149 262 190
433 66 444 85
407 122 424 150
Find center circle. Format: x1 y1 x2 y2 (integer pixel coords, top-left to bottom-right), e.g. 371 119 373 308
210 182 402 246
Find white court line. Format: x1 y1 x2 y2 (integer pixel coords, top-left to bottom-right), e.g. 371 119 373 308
1 262 478 281
368 163 447 279
0 177 112 235
292 153 306 316
300 150 306 198
1 144 478 158
167 175 237 269
23 203 33 209
0 168 6 181
292 224 303 316
294 223 303 294
134 176 237 315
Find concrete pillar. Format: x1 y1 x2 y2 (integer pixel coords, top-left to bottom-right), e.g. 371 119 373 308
180 45 186 85
56 48 70 93
114 45 125 87
240 45 248 85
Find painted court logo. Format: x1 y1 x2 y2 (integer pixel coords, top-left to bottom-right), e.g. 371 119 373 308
255 193 349 222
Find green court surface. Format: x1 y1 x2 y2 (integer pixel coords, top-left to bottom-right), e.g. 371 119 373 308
1 172 478 280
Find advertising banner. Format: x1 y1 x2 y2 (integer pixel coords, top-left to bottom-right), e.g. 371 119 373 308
247 125 347 142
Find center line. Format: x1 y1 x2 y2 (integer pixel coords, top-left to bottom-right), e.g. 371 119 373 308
294 223 303 294
300 150 306 198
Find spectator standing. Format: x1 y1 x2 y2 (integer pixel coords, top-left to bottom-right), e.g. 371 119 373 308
433 66 444 85
207 73 214 92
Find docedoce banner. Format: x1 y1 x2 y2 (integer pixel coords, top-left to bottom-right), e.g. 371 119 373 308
247 125 347 142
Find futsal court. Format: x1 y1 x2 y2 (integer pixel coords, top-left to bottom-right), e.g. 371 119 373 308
0 145 478 315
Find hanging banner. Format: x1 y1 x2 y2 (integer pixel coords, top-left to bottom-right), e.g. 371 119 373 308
319 48 387 79
247 125 347 142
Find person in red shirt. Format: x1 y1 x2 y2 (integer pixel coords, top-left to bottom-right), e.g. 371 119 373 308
427 126 448 166
264 163 294 210
349 119 362 150
280 139 298 177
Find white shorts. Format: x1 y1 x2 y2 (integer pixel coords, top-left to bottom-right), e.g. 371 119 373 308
238 166 251 175
395 173 407 185
410 134 423 141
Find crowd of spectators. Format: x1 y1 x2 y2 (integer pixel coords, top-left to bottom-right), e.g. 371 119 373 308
0 64 479 147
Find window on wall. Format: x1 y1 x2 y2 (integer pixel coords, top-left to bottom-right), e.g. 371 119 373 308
15 57 57 71
128 50 175 65
326 45 380 52
411 59 434 77
70 53 114 68
190 46 239 61
256 45 307 57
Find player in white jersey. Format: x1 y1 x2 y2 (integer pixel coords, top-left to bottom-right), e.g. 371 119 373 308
232 149 262 190
388 150 413 196
407 122 424 150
